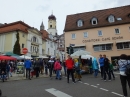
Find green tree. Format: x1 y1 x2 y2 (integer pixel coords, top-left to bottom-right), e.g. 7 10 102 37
13 31 21 55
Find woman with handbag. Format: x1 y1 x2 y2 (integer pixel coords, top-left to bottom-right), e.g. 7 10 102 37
54 58 62 80
118 54 130 97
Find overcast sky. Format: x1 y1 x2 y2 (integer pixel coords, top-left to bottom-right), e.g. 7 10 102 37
0 0 130 35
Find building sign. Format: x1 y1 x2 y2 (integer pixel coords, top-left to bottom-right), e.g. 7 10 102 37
82 36 123 43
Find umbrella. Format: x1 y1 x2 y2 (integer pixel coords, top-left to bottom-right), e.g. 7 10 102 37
81 55 94 59
11 56 24 60
4 52 19 56
0 55 16 60
20 55 32 59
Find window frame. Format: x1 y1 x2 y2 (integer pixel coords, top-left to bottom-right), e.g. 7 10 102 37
22 43 24 48
71 33 76 39
117 42 130 50
22 34 25 37
50 25 52 28
91 18 98 25
93 44 112 51
115 28 120 34
77 20 83 27
108 15 115 23
98 30 103 36
83 32 88 38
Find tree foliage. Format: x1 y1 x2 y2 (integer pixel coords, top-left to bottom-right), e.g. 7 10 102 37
13 31 21 55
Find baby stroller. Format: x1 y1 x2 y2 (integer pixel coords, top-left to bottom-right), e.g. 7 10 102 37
0 69 7 82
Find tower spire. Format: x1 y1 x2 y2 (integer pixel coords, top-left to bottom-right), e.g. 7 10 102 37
40 21 44 31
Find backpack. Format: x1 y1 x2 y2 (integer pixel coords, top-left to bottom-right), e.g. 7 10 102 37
75 62 80 71
121 60 130 76
125 62 130 75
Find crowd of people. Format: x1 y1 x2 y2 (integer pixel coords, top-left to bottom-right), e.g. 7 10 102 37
0 54 130 97
0 60 17 80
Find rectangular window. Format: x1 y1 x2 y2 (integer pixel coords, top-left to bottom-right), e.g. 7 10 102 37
84 32 88 38
22 44 24 48
50 25 52 28
93 44 112 51
117 42 130 49
33 47 35 52
22 34 25 37
92 21 97 25
115 28 120 34
72 33 76 39
50 42 53 48
42 49 44 54
73 46 86 52
98 30 102 36
31 46 32 52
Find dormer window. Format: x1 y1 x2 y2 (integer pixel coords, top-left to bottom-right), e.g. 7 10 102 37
91 18 98 25
108 15 115 23
77 20 83 27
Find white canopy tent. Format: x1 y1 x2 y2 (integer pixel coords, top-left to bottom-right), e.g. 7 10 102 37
81 55 94 59
20 55 32 59
37 56 48 59
71 50 91 57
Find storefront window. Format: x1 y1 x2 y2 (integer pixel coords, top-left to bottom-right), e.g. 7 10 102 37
73 46 86 52
93 44 112 51
94 45 100 51
117 42 130 49
124 42 129 48
106 44 112 50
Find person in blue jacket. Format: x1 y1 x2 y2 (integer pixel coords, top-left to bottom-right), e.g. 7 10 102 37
99 54 104 79
24 59 32 80
92 57 99 77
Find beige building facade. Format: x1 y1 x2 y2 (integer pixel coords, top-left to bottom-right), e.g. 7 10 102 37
64 5 130 60
0 21 44 57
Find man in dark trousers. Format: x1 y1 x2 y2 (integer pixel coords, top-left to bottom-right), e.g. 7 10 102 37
34 59 40 78
66 55 75 83
24 59 32 80
48 58 55 79
103 54 111 81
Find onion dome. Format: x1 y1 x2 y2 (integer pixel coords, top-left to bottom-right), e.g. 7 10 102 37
48 14 56 20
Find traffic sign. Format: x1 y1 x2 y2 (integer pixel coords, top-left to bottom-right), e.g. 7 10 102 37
22 48 28 54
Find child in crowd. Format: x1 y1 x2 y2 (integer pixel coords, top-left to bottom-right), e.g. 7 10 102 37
109 61 115 80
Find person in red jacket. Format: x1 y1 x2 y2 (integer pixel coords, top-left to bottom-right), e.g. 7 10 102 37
66 55 75 83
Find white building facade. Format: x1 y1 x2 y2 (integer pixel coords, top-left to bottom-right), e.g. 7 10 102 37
27 28 42 57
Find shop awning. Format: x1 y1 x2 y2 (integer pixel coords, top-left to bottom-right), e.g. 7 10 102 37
93 42 113 45
116 40 130 43
72 44 86 47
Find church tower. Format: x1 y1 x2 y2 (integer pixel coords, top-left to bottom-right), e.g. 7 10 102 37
40 21 44 31
47 13 57 36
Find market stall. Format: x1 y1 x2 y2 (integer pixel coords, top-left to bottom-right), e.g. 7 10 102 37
71 50 93 73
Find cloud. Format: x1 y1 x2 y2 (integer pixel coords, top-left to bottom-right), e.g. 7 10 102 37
0 0 130 35
36 5 50 12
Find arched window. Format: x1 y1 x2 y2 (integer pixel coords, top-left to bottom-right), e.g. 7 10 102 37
31 36 38 43
77 20 83 27
91 18 98 25
108 15 115 23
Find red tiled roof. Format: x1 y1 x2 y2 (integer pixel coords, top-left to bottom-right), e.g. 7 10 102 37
0 21 31 33
64 5 130 32
40 30 50 40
